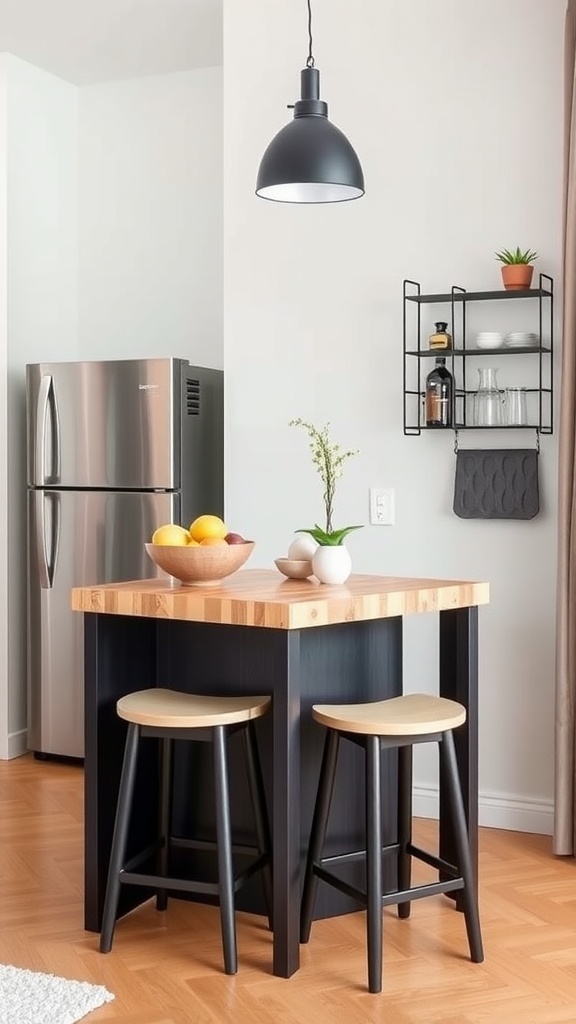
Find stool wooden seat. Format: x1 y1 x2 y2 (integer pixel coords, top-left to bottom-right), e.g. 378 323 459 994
100 688 272 976
300 692 483 994
116 689 271 728
312 692 467 736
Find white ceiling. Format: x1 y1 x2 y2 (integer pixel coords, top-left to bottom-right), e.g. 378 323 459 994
0 0 222 86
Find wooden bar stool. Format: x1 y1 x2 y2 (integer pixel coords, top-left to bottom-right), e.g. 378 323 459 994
99 688 272 975
300 693 484 994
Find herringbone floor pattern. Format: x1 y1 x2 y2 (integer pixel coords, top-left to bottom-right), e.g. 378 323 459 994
1 754 575 1022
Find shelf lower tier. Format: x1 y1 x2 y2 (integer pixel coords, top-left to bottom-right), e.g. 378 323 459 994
405 424 552 434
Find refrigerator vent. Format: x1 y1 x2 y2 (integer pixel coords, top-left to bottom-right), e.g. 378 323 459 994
186 378 200 415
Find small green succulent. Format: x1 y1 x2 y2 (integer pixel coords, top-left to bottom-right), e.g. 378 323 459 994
296 524 363 546
494 247 538 265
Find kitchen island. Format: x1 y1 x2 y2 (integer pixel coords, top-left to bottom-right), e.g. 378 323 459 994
72 569 489 979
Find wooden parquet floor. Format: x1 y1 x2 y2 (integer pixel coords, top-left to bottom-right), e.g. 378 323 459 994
1 755 576 1023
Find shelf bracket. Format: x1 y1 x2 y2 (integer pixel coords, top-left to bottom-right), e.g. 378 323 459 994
454 430 460 455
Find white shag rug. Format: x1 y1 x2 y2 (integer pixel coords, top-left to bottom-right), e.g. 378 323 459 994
0 964 114 1024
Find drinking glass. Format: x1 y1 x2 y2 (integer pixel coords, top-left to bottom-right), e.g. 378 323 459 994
505 387 528 426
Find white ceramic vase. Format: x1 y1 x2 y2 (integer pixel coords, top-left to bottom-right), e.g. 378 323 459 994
312 545 352 585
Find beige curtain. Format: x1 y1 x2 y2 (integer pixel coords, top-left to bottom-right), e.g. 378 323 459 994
555 0 576 854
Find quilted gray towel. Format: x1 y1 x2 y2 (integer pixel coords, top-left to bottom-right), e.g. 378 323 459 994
453 449 539 520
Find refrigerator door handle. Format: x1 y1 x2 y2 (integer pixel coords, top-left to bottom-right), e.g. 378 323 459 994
35 491 59 590
50 492 60 590
35 374 61 485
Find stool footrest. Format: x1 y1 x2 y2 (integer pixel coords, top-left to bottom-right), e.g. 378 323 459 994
313 865 366 905
317 844 459 880
171 836 260 858
123 842 162 873
121 870 221 896
119 852 270 898
322 844 401 868
381 877 463 907
118 847 268 897
313 863 464 909
408 844 459 877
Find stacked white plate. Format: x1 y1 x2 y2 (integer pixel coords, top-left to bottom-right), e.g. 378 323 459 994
504 332 539 348
475 332 504 350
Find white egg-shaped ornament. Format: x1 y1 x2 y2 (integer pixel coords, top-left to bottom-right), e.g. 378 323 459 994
288 535 318 560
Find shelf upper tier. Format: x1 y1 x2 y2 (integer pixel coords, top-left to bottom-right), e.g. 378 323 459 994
405 345 552 356
405 287 552 304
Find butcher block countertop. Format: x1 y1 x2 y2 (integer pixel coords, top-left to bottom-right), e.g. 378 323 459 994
71 569 489 631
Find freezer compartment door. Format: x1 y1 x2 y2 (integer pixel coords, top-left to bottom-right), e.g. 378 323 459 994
27 489 179 758
26 358 183 489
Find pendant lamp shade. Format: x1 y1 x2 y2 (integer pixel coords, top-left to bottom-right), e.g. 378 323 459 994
256 67 364 204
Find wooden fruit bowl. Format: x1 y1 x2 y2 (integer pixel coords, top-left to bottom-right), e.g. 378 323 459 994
145 541 255 585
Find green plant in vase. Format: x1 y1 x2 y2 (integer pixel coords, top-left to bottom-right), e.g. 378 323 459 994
494 246 538 290
494 246 538 265
289 418 362 545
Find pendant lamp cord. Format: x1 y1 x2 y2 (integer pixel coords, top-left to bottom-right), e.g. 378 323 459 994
306 0 315 67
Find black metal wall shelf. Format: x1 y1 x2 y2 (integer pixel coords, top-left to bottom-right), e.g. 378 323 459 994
403 274 554 436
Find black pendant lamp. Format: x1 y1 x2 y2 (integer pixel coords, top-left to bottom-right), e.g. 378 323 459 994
256 0 364 204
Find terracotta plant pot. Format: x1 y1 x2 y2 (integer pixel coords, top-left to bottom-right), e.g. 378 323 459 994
501 264 534 290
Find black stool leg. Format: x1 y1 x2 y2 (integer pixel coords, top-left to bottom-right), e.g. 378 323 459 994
242 721 273 930
213 725 237 975
397 742 412 919
100 722 140 953
300 729 340 943
440 730 484 963
156 737 172 912
366 735 383 994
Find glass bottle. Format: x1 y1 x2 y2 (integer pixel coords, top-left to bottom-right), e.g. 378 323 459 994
429 321 452 350
473 367 503 427
425 357 453 428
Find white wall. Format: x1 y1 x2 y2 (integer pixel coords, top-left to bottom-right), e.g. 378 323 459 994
79 67 223 369
224 0 565 832
1 54 78 757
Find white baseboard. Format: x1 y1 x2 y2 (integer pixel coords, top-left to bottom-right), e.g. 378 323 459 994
413 784 554 836
0 728 28 760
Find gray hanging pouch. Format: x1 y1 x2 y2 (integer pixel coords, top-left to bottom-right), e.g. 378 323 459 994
453 448 539 520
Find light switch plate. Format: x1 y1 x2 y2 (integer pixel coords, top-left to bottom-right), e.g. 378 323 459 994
369 488 395 526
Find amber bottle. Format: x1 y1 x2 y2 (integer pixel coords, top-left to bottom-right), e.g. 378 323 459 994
425 357 453 428
429 321 452 350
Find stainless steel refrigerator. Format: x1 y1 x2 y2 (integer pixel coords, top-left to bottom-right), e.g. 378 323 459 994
26 357 223 759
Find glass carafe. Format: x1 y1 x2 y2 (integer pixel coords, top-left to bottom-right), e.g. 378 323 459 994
473 367 503 427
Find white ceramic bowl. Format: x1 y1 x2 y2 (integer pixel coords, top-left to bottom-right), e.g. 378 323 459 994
475 335 503 349
274 558 314 580
145 541 254 585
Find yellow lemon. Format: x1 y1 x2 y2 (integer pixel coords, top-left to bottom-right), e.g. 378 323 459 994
199 536 228 546
152 523 190 546
187 537 200 546
189 514 227 543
